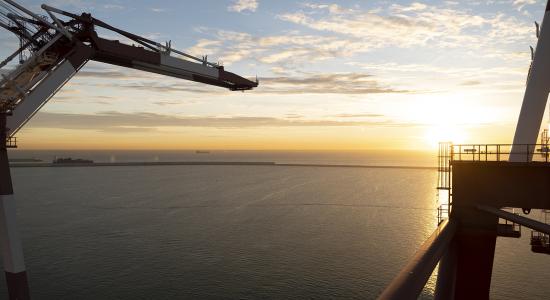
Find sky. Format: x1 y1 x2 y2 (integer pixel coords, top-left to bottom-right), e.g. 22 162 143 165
1 0 550 150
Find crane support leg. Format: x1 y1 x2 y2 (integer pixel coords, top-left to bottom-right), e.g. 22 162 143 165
453 229 496 300
511 3 550 161
0 114 29 300
434 239 457 300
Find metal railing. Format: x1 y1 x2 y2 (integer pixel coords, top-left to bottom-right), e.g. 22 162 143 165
530 231 549 247
438 203 450 225
5 136 16 148
450 144 550 163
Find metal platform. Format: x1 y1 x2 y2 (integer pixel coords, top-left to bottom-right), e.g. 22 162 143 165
497 221 521 238
531 231 550 254
381 143 550 300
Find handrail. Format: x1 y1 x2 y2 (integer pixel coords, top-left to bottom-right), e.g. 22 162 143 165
449 144 550 163
378 219 458 300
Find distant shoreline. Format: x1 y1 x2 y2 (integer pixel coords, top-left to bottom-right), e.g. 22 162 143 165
9 161 436 170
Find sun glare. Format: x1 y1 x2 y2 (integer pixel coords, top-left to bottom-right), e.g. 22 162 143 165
424 125 468 148
398 93 490 149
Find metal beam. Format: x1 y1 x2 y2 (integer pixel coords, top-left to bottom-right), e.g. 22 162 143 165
2 0 66 36
510 1 550 161
477 205 550 234
378 219 458 300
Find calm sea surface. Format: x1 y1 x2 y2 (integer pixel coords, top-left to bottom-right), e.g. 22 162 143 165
1 150 549 299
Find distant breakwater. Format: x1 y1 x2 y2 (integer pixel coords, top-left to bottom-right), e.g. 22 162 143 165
9 161 436 170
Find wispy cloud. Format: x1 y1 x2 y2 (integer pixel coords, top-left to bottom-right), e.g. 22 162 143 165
74 69 410 95
186 1 533 76
187 29 372 67
460 80 482 86
103 4 124 10
28 111 419 132
329 113 385 118
228 0 258 13
512 0 537 11
278 2 532 49
258 73 412 94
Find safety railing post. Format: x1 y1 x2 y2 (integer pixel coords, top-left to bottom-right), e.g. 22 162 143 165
448 144 550 163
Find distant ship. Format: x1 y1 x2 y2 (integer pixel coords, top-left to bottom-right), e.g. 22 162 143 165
195 150 211 154
53 157 94 164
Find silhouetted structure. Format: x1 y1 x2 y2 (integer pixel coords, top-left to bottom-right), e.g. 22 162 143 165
380 2 550 299
52 157 93 164
0 1 257 298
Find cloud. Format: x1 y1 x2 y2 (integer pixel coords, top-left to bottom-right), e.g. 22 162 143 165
73 65 409 96
512 0 536 11
103 4 123 10
278 2 532 50
186 29 372 67
302 3 356 14
346 61 526 90
460 80 482 86
186 2 533 75
285 114 303 119
28 111 419 132
347 62 526 77
228 0 258 13
257 73 412 94
153 101 189 106
330 113 385 118
76 70 132 79
102 72 410 95
101 83 217 94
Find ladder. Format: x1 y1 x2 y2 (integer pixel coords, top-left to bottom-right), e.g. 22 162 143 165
437 142 452 224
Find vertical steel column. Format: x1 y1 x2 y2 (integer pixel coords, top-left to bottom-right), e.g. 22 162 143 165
0 114 29 300
453 228 497 300
434 240 456 300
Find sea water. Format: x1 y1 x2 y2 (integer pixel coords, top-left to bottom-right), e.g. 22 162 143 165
0 151 548 299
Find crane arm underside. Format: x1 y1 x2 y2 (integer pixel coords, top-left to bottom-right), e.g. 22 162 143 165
90 35 255 91
0 0 258 138
4 43 92 137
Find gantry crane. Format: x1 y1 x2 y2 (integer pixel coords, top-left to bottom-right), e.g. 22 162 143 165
0 1 258 298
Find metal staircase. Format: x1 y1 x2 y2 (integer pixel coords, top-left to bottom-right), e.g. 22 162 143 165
437 142 452 224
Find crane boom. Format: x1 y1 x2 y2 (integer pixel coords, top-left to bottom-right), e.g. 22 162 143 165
0 0 258 137
0 2 258 299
